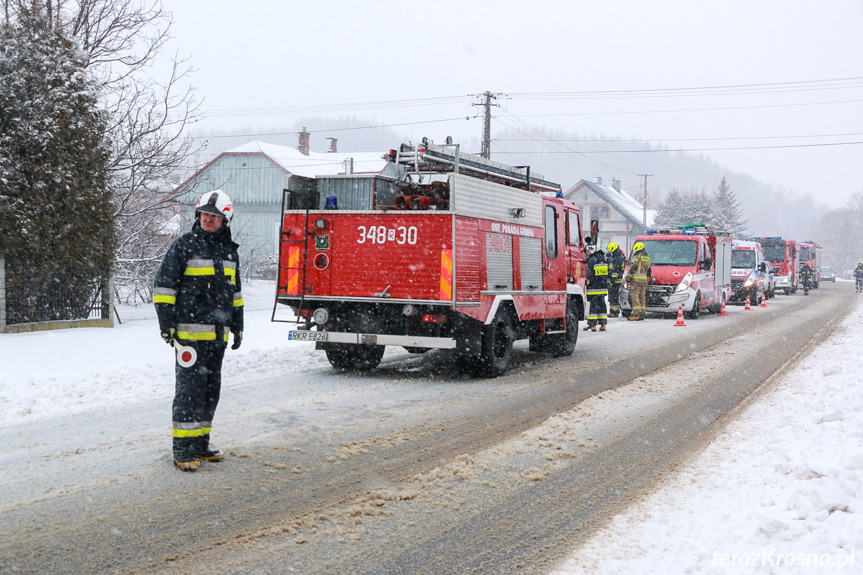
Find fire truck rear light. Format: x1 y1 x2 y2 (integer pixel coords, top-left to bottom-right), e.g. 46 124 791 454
422 314 438 323
313 308 329 324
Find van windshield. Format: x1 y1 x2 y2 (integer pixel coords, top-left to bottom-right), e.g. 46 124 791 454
732 250 757 268
641 240 697 266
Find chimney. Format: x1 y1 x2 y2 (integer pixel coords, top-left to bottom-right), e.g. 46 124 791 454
612 178 621 192
326 137 338 153
298 127 310 156
595 176 603 185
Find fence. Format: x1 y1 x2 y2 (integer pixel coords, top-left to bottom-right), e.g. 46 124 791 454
0 258 114 333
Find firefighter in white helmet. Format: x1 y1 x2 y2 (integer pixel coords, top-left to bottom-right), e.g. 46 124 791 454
154 190 244 471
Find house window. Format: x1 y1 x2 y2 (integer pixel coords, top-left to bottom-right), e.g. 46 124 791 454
590 205 610 220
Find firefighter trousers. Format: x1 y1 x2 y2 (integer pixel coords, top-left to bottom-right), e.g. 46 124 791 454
586 291 608 327
631 280 648 319
172 340 226 459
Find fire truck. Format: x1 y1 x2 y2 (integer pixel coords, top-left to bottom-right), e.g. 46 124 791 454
619 225 732 319
751 237 798 295
275 140 588 377
797 241 822 288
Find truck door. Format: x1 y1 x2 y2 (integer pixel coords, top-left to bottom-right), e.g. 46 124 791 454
542 204 564 290
564 208 585 286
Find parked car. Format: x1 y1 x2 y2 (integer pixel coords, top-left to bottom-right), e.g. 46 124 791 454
820 266 836 282
764 261 777 298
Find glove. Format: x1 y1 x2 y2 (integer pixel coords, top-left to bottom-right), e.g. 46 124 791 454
231 330 243 350
161 327 176 346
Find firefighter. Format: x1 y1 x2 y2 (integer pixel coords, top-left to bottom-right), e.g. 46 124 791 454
584 244 610 332
154 190 244 472
626 241 652 321
606 242 625 317
799 263 815 295
855 261 863 293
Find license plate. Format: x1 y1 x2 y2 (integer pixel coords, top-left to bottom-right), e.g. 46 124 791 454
288 330 328 342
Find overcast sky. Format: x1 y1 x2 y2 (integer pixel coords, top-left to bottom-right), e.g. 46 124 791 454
160 0 863 208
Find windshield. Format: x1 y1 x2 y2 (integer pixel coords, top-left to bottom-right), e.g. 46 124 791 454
732 250 757 268
641 239 697 266
762 245 785 262
799 247 814 261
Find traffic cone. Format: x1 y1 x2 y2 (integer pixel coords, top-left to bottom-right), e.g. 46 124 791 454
720 300 728 316
673 305 686 326
760 293 768 308
744 296 752 311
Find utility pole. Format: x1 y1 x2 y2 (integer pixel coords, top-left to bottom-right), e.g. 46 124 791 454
473 91 499 159
638 173 653 230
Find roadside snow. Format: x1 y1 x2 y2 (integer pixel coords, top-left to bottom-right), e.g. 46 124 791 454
551 295 863 574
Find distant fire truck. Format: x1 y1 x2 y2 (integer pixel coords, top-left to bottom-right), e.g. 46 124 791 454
751 237 798 295
275 140 588 376
797 241 822 288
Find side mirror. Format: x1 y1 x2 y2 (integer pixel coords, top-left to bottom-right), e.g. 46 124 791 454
759 262 767 272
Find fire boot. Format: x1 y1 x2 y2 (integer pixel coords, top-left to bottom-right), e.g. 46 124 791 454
583 324 596 332
174 457 201 472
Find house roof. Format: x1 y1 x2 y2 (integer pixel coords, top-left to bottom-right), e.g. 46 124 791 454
174 141 391 193
226 141 389 177
566 179 656 228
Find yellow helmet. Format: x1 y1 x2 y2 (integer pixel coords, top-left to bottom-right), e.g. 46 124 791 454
633 241 645 252
607 242 618 253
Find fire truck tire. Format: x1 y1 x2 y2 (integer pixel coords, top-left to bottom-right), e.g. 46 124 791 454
325 344 385 371
550 302 578 357
460 310 514 377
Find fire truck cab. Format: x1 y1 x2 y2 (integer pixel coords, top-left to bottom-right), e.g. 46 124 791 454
751 237 798 295
620 226 732 319
275 140 588 377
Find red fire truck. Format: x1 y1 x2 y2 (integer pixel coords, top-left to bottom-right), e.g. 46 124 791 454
619 225 732 319
275 140 588 376
797 241 822 288
751 237 798 295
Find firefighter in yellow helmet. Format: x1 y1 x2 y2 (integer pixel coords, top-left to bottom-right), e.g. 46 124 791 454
625 241 652 321
606 242 625 317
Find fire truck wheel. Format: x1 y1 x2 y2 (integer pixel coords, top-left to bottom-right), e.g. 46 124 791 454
325 344 385 371
550 303 578 357
479 310 514 377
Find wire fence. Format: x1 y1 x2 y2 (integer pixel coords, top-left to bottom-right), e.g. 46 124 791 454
114 279 277 324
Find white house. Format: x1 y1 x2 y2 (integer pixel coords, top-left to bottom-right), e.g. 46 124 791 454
565 177 656 255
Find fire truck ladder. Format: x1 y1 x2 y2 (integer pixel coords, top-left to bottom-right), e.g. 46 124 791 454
272 191 310 325
394 140 561 194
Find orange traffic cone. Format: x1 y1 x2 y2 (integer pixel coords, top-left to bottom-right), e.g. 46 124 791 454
744 296 752 311
720 300 729 316
674 305 686 326
760 293 768 308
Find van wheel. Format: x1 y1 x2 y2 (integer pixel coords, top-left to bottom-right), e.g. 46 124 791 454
478 310 514 377
686 294 701 320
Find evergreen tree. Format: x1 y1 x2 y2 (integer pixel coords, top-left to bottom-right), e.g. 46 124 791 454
0 2 113 322
653 188 684 227
710 177 748 237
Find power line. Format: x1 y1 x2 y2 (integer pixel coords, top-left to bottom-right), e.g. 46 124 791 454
509 140 863 153
191 116 474 139
496 131 863 143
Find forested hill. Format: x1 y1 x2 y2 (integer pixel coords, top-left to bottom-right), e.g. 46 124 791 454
188 119 825 241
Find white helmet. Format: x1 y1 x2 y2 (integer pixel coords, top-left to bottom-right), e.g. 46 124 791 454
195 189 233 225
